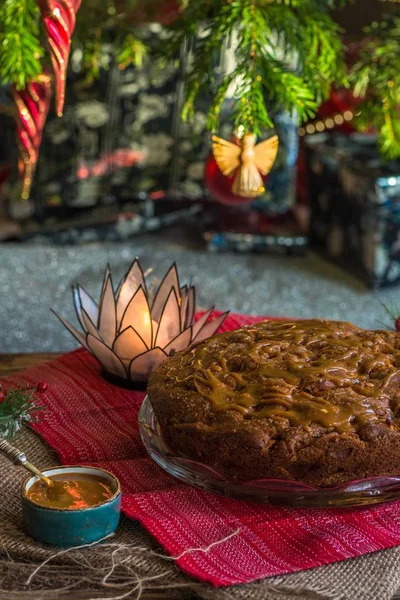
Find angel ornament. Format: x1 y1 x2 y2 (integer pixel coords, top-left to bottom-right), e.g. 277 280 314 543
212 133 279 198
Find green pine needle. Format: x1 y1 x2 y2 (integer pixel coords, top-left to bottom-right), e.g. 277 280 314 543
0 0 347 135
0 387 45 439
0 0 43 89
378 301 400 331
352 13 400 160
116 34 147 70
165 0 347 135
3 0 398 161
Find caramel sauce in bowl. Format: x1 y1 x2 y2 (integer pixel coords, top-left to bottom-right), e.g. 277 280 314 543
21 466 121 546
26 472 115 510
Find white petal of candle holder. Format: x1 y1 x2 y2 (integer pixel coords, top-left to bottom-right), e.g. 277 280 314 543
120 286 152 348
185 286 196 329
87 334 127 378
179 285 188 325
113 326 148 360
98 276 117 346
164 327 192 355
192 307 215 340
99 265 111 306
154 289 181 348
129 348 167 381
77 285 98 325
151 263 180 323
192 311 229 343
81 308 102 339
72 285 85 331
116 258 146 329
51 310 90 351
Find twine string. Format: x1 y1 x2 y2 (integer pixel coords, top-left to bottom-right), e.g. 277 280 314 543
23 528 241 600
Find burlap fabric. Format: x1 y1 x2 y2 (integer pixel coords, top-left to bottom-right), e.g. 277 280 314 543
1 428 400 600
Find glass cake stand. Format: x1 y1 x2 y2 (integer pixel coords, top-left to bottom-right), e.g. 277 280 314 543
138 396 400 508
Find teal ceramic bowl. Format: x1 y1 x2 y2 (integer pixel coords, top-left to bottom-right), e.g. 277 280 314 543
21 466 121 546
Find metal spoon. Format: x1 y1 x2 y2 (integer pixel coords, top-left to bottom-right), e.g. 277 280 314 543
0 438 54 488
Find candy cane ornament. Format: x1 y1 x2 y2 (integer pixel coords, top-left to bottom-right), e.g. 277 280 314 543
12 73 53 200
38 0 82 117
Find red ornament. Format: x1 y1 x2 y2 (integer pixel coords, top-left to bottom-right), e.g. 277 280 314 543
204 154 269 206
12 73 53 199
38 0 82 117
36 381 48 393
0 392 5 402
395 317 400 332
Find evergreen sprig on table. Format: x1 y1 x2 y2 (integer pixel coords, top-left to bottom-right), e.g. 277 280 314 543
0 385 46 439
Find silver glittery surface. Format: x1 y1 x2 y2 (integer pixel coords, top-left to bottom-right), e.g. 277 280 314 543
0 229 399 352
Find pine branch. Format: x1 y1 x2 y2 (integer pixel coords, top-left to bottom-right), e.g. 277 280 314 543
116 33 147 70
72 1 149 83
0 0 347 137
351 13 400 159
0 0 43 89
81 29 109 84
0 386 45 439
164 0 347 135
80 29 148 83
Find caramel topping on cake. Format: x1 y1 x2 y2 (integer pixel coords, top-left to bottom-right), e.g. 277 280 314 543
148 319 400 486
179 320 400 432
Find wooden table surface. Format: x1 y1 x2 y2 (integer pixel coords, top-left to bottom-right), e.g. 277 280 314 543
0 353 61 376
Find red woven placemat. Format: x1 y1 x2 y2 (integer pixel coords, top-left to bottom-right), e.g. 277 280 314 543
5 313 400 586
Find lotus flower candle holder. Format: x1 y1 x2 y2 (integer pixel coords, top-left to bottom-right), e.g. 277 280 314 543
53 259 229 386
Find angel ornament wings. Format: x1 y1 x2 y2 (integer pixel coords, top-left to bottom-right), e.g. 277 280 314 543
212 133 279 198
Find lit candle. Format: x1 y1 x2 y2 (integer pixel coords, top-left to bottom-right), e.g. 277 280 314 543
53 259 229 384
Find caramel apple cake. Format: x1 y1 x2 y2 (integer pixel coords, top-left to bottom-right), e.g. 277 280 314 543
147 320 400 487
